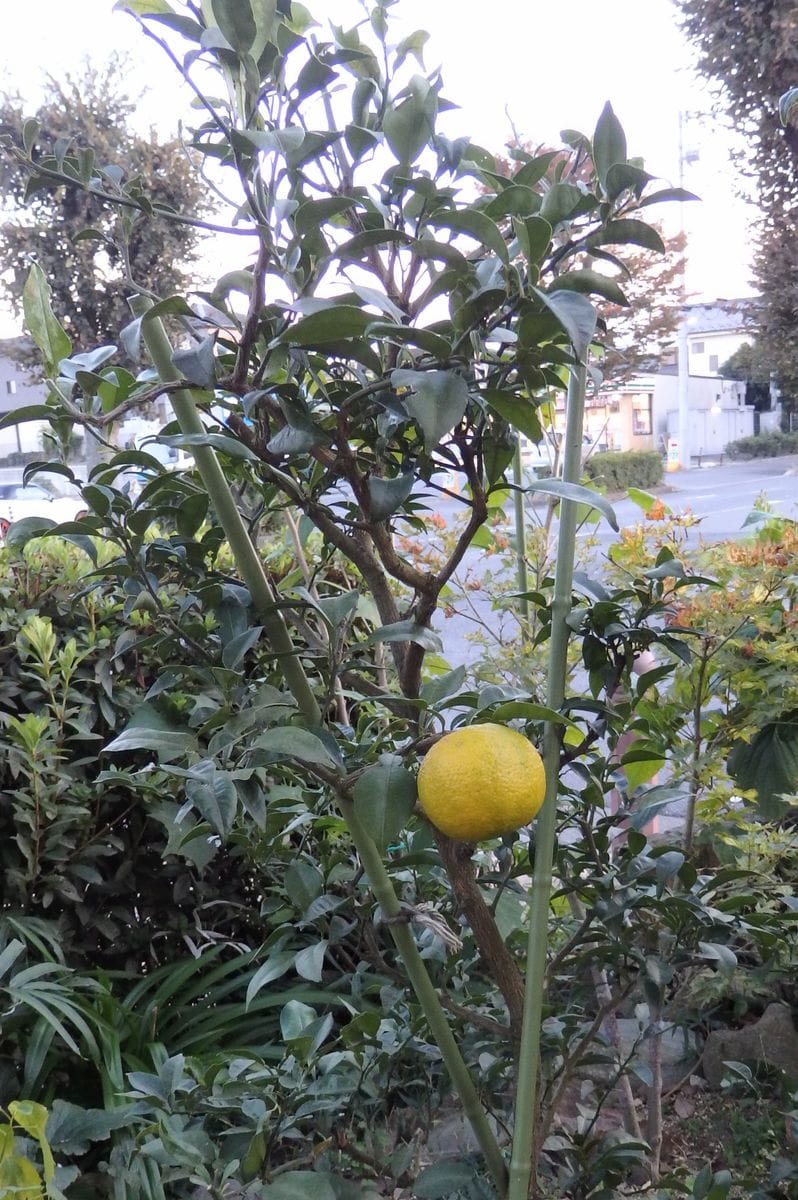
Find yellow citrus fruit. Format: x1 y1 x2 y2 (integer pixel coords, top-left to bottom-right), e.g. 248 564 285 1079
417 722 546 842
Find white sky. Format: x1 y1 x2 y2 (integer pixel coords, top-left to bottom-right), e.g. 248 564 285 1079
0 0 756 335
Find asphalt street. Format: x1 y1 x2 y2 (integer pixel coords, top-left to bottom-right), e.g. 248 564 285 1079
431 454 798 669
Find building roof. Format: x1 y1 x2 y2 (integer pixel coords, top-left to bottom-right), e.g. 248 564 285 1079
683 298 758 335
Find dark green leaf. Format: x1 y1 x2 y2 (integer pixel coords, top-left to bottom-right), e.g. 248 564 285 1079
211 0 256 52
245 953 295 1008
391 369 469 447
172 335 216 388
540 182 583 225
353 755 417 848
23 265 71 367
550 269 629 307
294 941 327 982
46 1101 138 1156
414 1159 477 1200
280 305 372 344
185 762 238 836
593 101 627 187
262 1169 336 1200
254 726 341 771
525 478 618 530
639 186 700 208
158 432 257 461
366 619 442 652
222 626 263 670
427 209 508 263
728 719 798 818
484 390 542 444
590 219 665 254
4 516 56 547
536 289 597 358
368 472 414 520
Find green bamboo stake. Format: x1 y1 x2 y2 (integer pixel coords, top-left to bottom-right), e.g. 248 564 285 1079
508 361 588 1200
512 438 530 628
130 297 322 726
134 296 508 1194
340 797 508 1193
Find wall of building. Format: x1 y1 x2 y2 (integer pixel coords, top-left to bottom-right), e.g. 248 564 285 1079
687 330 748 377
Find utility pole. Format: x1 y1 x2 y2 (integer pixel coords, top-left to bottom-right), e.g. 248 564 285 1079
676 110 694 471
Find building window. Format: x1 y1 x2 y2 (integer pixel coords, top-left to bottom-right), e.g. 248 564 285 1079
709 354 719 372
691 341 704 354
632 393 653 436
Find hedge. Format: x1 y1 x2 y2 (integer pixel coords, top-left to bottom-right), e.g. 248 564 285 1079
584 449 664 491
725 430 798 459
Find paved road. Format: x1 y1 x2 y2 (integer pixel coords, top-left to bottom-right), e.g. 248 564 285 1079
432 454 798 669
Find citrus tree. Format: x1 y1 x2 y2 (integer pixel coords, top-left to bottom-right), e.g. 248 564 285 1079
0 2 773 1197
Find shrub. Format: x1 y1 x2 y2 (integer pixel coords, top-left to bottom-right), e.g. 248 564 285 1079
725 429 798 459
584 448 664 490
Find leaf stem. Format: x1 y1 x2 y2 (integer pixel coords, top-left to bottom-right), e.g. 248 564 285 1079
508 361 587 1200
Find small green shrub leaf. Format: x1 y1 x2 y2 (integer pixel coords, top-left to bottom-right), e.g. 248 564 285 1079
353 756 417 848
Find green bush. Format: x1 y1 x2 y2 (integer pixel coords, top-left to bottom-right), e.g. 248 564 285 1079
725 429 798 459
584 448 664 490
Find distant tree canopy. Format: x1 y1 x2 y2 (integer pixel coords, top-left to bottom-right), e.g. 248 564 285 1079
719 340 772 410
679 0 798 415
0 59 209 358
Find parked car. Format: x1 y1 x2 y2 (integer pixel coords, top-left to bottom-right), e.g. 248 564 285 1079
0 483 88 539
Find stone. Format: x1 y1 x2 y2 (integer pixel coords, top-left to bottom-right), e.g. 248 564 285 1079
703 1003 798 1087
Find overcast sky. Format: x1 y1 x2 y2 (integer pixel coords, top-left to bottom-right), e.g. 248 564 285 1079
0 0 756 326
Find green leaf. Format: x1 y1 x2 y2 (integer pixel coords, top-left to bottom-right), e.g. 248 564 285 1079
353 755 417 848
23 265 71 368
513 215 552 268
280 1000 318 1043
484 391 543 444
525 479 618 531
427 209 508 263
698 941 737 976
0 1156 43 1198
104 719 196 762
383 78 436 165
211 0 256 52
539 183 583 225
280 305 372 345
4 516 56 547
245 952 295 1009
414 1159 478 1199
263 1169 336 1200
622 754 666 790
0 405 57 432
728 719 798 819
254 726 341 771
628 487 670 514
590 219 665 254
158 432 257 461
8 1101 48 1141
172 335 216 388
639 186 699 208
294 941 327 982
222 626 263 670
593 100 627 188
391 369 469 447
368 472 414 520
185 762 237 837
536 289 597 358
366 619 442 652
549 269 628 307
285 861 323 909
45 1101 137 1156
